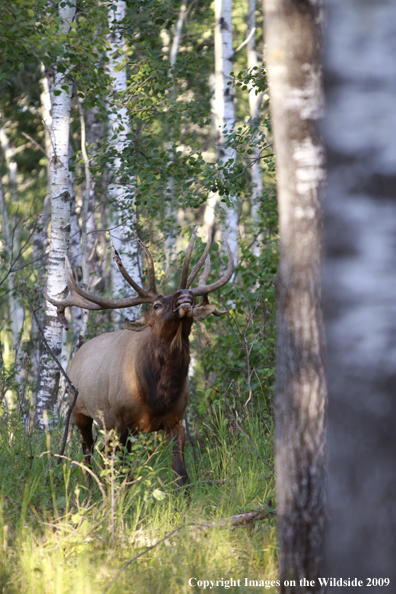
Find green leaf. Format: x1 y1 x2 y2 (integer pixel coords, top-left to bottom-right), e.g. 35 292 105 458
152 488 166 501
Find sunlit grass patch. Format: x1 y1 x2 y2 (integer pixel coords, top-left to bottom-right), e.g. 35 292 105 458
0 410 276 594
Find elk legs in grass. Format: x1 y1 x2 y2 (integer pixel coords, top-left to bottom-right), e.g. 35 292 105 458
165 420 188 486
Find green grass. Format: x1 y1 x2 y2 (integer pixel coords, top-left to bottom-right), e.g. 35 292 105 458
0 409 277 594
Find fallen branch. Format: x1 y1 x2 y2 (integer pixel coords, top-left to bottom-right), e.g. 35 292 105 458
216 507 271 527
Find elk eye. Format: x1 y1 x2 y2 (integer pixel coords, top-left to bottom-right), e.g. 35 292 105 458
153 303 162 310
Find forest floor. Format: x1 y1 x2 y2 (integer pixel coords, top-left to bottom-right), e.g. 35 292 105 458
0 410 277 594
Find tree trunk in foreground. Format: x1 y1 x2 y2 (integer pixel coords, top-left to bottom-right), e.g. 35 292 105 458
36 0 76 427
322 0 396 586
264 0 326 590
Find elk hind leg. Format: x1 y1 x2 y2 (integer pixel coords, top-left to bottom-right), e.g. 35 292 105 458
165 420 189 486
73 411 94 466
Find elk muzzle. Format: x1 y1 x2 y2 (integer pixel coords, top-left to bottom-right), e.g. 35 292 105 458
172 291 195 318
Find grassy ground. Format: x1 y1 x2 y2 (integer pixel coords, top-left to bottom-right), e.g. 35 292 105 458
0 408 277 594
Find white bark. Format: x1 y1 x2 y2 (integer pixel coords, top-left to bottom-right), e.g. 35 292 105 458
323 0 396 584
170 3 187 69
67 147 83 339
36 0 76 427
0 129 25 345
247 0 263 256
32 194 50 385
203 0 238 263
164 2 187 257
39 63 53 181
76 97 91 342
107 0 139 304
85 107 102 290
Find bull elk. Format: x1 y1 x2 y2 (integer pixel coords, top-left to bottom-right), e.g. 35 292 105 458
44 228 233 485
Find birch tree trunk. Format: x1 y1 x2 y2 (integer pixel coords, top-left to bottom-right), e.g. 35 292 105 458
164 2 187 258
247 0 264 256
0 129 25 345
107 0 139 301
263 0 326 589
204 0 238 262
35 0 76 427
30 66 53 393
322 0 396 584
39 63 53 182
68 145 82 338
85 107 101 288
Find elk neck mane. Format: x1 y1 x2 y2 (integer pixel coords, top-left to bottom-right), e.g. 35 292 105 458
139 321 191 413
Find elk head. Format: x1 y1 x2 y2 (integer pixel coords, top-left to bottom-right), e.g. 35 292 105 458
44 227 234 333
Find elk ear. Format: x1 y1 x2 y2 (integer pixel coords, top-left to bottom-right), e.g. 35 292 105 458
193 303 217 321
122 316 147 332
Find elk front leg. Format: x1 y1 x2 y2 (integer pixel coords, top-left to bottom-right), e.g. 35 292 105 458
165 420 189 486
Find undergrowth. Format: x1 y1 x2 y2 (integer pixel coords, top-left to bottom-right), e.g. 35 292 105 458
0 408 277 594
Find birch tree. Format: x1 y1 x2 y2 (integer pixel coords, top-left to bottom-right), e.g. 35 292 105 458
0 128 25 346
36 0 76 426
263 0 326 589
204 0 238 262
164 2 187 257
322 0 396 583
31 68 53 381
246 0 264 256
106 0 138 300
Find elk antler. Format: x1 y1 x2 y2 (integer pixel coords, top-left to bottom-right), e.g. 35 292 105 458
177 228 233 315
44 238 159 328
179 227 215 290
186 229 213 289
135 235 157 295
191 251 230 317
110 238 157 299
191 241 234 298
178 226 198 290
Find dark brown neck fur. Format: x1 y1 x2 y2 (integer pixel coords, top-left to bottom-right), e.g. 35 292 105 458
139 322 191 414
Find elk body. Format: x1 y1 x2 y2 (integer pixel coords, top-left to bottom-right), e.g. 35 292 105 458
45 229 233 485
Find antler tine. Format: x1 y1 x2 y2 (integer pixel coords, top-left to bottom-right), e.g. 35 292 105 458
194 255 229 316
43 259 107 329
191 241 234 297
135 235 157 295
179 226 198 290
65 275 154 310
186 230 213 289
44 258 103 310
110 239 156 298
43 257 155 328
198 253 211 287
